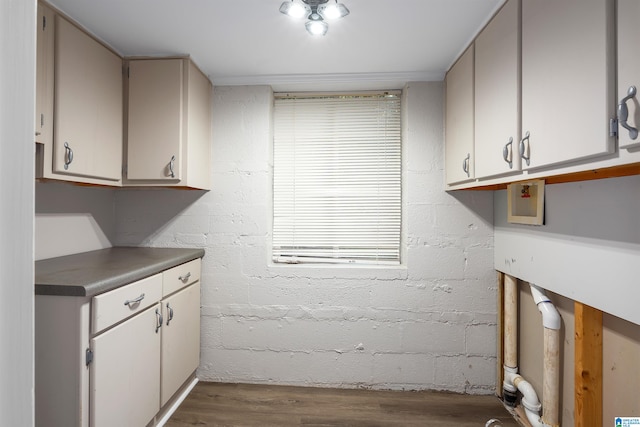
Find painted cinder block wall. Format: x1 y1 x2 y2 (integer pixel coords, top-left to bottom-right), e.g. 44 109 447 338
114 82 498 392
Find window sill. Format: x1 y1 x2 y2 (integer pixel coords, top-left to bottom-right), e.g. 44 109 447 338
267 262 408 280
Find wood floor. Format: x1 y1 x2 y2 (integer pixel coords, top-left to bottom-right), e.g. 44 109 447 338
166 382 521 427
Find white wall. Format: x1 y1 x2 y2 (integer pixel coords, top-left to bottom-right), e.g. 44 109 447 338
35 182 115 260
494 175 640 325
0 0 36 425
114 82 498 393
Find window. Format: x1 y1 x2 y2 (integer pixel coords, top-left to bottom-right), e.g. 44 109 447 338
272 92 402 265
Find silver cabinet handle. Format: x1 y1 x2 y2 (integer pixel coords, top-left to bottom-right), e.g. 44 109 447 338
64 142 74 170
124 293 145 307
618 86 639 140
502 137 513 169
36 114 44 135
462 153 470 177
179 272 191 282
168 155 176 178
519 131 530 166
155 308 163 333
166 303 174 326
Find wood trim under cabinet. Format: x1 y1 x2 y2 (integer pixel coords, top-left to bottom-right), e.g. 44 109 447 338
453 162 640 191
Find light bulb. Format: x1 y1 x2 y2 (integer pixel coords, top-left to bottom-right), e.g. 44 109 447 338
279 1 307 19
321 2 349 20
305 20 328 36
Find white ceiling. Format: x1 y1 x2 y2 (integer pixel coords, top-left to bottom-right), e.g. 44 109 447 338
47 0 504 91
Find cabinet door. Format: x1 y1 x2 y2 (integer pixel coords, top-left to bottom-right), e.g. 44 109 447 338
617 0 640 150
474 0 520 179
161 282 200 406
54 16 122 181
127 59 183 181
521 0 615 170
35 4 54 146
90 304 161 427
185 61 212 189
445 45 474 185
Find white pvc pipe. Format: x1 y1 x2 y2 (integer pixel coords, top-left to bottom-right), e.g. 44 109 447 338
504 275 518 370
502 275 519 407
502 276 561 427
514 375 543 427
543 328 560 427
530 284 562 330
530 283 561 427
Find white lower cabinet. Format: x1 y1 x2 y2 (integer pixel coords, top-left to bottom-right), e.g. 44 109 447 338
90 304 162 427
161 282 201 406
35 259 201 427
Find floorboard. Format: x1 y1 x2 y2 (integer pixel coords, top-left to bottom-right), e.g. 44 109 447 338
166 382 521 427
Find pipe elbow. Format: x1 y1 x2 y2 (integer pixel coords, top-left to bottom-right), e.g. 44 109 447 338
514 377 542 413
530 284 561 330
503 369 518 388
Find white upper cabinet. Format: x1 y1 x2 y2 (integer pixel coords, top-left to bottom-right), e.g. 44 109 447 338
35 7 214 188
445 45 475 185
520 0 615 170
35 3 54 147
35 7 123 186
617 0 640 150
125 58 212 190
126 59 183 182
54 15 123 182
474 0 521 179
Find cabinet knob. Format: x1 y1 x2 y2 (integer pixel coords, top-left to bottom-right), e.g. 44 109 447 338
179 272 191 282
155 308 163 333
502 137 513 169
462 153 470 177
519 132 530 166
166 303 174 326
168 155 176 178
618 86 639 140
124 293 145 307
64 142 74 170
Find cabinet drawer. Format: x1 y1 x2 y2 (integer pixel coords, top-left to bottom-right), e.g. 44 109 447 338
163 258 201 297
92 273 162 335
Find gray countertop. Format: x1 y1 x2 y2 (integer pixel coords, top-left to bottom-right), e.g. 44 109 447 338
35 247 205 297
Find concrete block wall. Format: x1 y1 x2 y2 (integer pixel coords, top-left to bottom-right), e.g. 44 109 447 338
114 82 497 393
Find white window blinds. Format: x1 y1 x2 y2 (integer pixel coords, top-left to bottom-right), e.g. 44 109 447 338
273 93 402 265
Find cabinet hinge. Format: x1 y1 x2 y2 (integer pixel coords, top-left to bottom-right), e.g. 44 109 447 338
122 164 127 176
42 15 46 31
610 118 618 138
86 348 93 366
40 113 44 128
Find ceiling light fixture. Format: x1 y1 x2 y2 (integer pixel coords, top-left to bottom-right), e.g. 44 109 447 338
279 0 350 36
